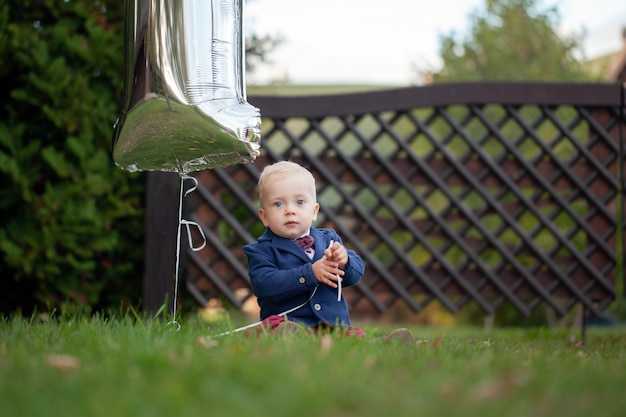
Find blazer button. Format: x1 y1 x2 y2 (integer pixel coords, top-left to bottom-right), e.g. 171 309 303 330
299 277 306 284
314 303 322 311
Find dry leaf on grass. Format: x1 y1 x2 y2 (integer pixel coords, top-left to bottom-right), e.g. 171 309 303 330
46 354 80 371
320 335 333 356
471 373 520 400
431 336 444 348
197 336 219 348
363 355 376 369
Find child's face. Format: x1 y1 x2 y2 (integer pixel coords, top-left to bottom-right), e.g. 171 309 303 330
258 172 319 239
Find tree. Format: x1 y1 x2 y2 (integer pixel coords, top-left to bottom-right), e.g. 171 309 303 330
246 33 283 73
0 0 278 314
0 0 145 314
428 0 591 82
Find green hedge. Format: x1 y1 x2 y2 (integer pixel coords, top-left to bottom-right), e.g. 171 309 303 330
0 1 145 313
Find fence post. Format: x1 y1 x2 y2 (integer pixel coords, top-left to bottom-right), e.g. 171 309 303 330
143 171 180 313
590 85 626 308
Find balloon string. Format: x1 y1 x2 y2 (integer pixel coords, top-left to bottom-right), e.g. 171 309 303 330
214 287 319 337
328 240 342 301
169 175 207 331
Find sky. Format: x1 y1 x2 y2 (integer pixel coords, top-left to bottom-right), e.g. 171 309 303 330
245 0 626 85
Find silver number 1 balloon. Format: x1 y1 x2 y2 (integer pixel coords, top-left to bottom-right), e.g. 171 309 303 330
113 0 261 174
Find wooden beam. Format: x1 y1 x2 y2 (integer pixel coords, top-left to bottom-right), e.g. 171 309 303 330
143 171 180 313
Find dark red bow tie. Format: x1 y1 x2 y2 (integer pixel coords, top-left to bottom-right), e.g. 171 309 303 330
294 235 314 249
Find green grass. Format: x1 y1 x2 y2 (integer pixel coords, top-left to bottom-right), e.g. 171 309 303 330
2 313 625 417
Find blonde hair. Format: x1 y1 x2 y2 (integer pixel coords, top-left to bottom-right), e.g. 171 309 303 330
258 161 317 204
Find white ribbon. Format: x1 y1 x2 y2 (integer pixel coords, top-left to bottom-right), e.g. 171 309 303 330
168 175 207 331
329 240 342 302
214 287 318 337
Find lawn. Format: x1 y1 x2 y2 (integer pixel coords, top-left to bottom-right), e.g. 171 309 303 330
1 313 625 417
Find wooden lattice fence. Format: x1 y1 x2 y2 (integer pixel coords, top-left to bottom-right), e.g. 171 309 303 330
143 82 625 321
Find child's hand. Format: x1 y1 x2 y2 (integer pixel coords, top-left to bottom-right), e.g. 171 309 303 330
312 258 344 288
324 241 348 269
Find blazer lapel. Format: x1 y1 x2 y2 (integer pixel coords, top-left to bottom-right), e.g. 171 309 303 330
310 229 329 261
271 233 311 262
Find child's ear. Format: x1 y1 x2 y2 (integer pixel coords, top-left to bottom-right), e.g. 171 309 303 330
258 208 269 226
312 202 320 220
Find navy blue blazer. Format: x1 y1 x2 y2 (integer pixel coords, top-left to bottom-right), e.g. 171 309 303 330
243 227 365 327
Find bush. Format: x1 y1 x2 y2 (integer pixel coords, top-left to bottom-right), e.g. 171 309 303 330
0 0 144 313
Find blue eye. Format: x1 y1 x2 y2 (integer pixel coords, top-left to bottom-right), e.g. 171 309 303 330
273 201 283 208
296 200 305 206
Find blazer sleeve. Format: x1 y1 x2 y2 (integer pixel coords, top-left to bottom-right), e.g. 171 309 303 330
318 228 364 288
341 249 365 288
243 242 319 303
